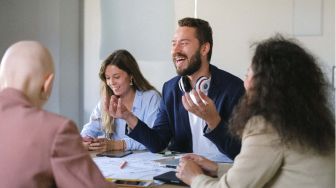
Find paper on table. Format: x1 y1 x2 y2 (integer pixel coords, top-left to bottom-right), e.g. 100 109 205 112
93 152 172 181
94 151 232 181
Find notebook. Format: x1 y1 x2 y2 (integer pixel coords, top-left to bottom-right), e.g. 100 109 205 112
153 171 187 186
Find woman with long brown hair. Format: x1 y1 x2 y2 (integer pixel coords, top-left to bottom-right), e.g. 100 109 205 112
81 49 161 151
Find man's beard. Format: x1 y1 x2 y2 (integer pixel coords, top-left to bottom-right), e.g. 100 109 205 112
175 49 202 76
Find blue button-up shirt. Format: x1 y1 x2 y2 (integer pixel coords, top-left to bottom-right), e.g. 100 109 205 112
81 89 161 150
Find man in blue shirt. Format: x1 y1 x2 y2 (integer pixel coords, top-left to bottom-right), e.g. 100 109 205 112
107 17 244 160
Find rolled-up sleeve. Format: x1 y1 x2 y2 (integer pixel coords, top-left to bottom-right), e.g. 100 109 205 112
80 102 104 138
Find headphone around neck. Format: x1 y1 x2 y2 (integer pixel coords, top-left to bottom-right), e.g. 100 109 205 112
178 76 210 93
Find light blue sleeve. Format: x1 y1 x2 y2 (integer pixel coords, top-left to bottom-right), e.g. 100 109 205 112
125 90 161 150
142 90 161 128
80 102 104 138
124 137 147 150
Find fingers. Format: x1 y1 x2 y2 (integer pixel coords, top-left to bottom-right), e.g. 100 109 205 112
107 95 130 119
181 153 202 160
82 141 90 150
88 140 108 151
182 154 208 169
182 92 197 113
82 136 93 142
197 90 210 105
181 89 221 128
117 98 124 114
88 141 107 151
182 90 205 108
182 90 208 117
175 159 188 184
82 137 109 151
108 95 119 116
103 95 111 111
82 136 94 150
176 158 203 185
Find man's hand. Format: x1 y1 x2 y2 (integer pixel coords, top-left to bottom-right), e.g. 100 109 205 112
181 89 221 129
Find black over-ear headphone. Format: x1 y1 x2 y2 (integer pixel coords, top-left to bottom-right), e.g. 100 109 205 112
178 76 210 93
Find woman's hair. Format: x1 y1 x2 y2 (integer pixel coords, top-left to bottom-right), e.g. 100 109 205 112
229 35 335 155
98 49 158 135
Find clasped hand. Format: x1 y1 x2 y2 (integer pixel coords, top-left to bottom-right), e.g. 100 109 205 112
176 153 219 185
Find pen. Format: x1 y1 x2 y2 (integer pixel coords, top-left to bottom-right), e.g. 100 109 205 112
165 165 177 169
159 164 177 169
119 161 127 169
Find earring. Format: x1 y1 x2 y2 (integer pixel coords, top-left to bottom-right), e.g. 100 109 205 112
130 78 133 86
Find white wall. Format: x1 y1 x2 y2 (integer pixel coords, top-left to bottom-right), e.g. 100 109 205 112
0 0 332 129
198 0 335 112
84 0 335 128
83 0 177 126
0 0 82 127
174 0 334 81
83 0 102 126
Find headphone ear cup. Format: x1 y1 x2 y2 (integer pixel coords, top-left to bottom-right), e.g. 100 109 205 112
195 76 210 93
178 77 185 92
178 76 192 92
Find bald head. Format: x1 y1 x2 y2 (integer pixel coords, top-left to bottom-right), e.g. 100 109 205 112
0 41 55 108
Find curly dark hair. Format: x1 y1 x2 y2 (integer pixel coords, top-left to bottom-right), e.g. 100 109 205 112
229 35 335 155
178 17 213 62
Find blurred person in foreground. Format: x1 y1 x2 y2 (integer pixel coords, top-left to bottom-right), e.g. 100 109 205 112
176 35 335 188
0 41 116 188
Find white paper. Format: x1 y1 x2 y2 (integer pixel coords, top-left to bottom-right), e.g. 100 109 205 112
93 152 173 180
